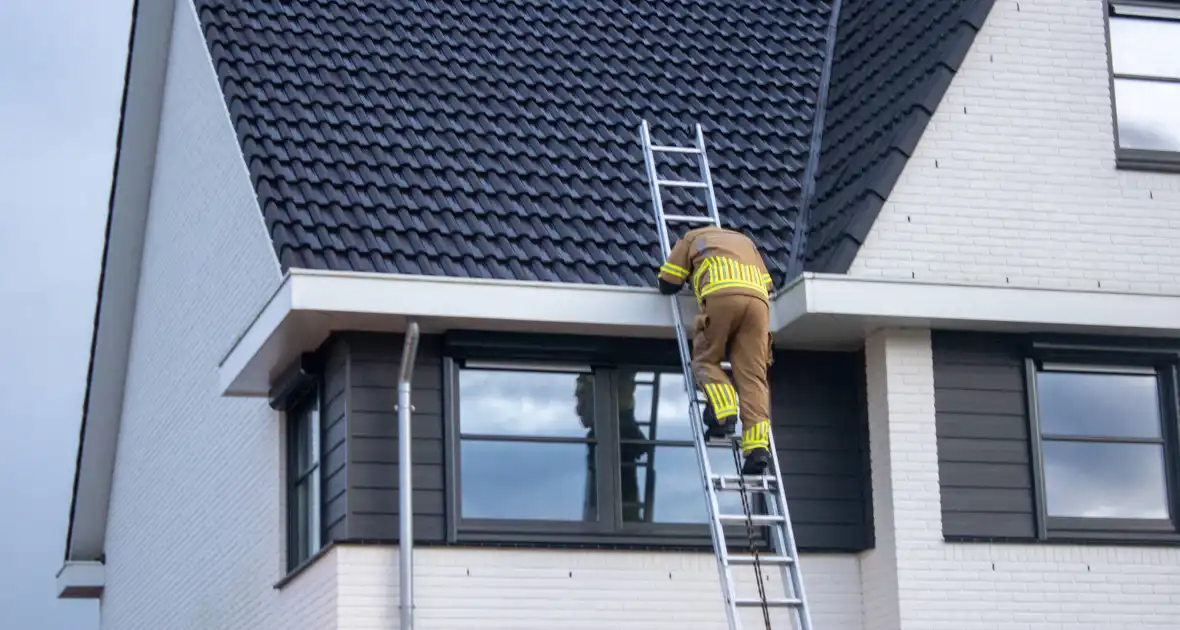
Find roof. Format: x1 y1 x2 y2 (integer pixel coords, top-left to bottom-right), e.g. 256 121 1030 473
193 0 996 287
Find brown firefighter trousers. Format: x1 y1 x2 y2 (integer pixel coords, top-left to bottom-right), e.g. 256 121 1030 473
690 293 772 456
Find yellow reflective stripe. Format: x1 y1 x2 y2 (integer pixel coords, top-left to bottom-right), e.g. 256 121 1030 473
692 256 769 301
741 419 771 454
659 261 688 279
699 280 768 299
703 382 739 418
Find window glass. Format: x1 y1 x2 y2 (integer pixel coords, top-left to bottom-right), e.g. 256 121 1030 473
1113 79 1180 152
623 445 746 524
458 369 589 438
1110 17 1180 79
1036 369 1162 439
460 441 594 521
621 370 747 524
288 392 322 568
1042 441 1169 519
457 367 597 522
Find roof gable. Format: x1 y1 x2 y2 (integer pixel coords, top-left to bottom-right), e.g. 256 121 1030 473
193 0 996 286
804 0 996 272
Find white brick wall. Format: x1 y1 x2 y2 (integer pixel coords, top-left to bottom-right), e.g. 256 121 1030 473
98 1 336 628
863 327 1180 630
336 547 863 630
849 0 1180 294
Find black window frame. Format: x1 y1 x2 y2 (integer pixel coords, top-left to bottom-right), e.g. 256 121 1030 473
442 346 771 550
1105 0 1180 172
1024 342 1180 543
285 384 326 571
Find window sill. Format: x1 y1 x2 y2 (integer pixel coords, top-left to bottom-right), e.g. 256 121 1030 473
454 523 770 553
945 533 1180 547
273 542 336 590
1115 148 1180 174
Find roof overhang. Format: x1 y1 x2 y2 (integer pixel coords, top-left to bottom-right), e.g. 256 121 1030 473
61 0 175 595
220 269 1180 397
56 561 105 600
776 272 1180 346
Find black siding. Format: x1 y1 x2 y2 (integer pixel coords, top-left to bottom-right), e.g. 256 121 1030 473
318 331 872 551
932 331 1036 540
770 350 873 550
321 341 349 544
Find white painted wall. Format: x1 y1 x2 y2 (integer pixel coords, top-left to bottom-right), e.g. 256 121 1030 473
98 1 336 628
849 0 1180 294
863 327 1180 630
335 546 863 630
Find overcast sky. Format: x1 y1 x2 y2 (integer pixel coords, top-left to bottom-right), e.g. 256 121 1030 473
0 1 131 628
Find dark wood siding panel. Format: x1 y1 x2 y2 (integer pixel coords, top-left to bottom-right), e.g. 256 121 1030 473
343 332 446 543
320 338 349 543
932 331 1036 540
769 349 871 551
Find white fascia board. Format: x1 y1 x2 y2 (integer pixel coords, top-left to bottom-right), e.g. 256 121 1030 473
65 0 176 565
218 269 701 396
56 561 105 600
775 273 1180 342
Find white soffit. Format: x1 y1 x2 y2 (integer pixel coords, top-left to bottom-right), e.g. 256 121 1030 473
220 270 1180 397
218 269 701 396
776 272 1180 342
56 561 105 600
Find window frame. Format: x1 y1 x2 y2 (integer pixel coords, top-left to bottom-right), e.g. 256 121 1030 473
442 353 770 550
1105 0 1180 172
1024 342 1180 543
285 385 325 571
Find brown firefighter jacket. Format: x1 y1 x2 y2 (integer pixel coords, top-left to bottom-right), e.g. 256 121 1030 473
657 226 773 304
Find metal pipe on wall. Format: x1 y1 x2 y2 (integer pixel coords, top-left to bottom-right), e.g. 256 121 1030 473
397 321 420 630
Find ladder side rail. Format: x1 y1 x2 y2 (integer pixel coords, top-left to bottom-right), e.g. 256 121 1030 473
766 428 814 630
695 124 723 225
642 120 741 630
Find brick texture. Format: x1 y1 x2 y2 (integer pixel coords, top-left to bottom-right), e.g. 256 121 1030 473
336 547 863 630
98 2 335 629
848 0 1180 294
863 327 1180 630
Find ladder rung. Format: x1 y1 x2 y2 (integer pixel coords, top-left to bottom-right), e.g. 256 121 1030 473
735 597 803 608
713 474 777 491
664 214 715 224
651 144 701 154
657 179 708 188
728 554 794 566
718 513 785 525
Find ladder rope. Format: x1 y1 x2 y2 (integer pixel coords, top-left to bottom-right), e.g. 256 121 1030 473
732 442 773 629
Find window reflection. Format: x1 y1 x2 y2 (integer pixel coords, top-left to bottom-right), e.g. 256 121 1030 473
1109 14 1180 153
458 368 597 522
621 370 747 524
1035 367 1171 522
1036 370 1161 439
1043 442 1169 519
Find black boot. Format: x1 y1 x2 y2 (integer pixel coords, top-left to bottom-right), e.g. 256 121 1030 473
702 405 736 440
741 447 770 475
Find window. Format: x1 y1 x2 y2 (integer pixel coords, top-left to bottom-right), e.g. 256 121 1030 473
286 388 323 569
1107 2 1180 167
448 359 763 547
1027 354 1180 540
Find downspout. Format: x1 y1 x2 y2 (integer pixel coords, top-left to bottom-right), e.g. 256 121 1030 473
397 321 420 630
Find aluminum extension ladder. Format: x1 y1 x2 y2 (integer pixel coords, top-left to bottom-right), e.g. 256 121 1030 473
639 119 814 630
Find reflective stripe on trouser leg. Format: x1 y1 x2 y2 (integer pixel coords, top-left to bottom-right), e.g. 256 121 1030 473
741 419 770 455
702 382 739 421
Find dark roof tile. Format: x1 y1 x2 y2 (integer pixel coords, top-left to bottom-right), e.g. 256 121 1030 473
194 0 832 287
194 0 997 285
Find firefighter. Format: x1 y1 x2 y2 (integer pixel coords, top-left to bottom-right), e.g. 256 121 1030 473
656 225 775 475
